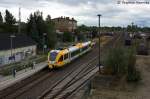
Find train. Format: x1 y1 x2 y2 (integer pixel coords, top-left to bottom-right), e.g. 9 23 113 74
48 41 93 69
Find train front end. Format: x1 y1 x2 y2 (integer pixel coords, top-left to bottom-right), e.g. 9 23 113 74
48 50 59 69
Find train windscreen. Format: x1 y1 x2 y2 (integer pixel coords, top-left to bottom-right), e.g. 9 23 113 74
50 52 58 61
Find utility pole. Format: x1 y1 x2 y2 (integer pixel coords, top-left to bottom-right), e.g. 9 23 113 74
18 7 21 34
97 14 101 74
43 33 47 54
10 35 16 57
131 22 134 34
131 22 134 27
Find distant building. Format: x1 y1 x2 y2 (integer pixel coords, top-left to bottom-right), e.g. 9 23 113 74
0 33 37 66
52 16 77 33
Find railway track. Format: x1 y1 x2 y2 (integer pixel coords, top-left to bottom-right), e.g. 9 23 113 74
38 33 122 99
1 44 100 99
1 58 95 99
38 56 98 99
0 68 51 98
0 32 122 99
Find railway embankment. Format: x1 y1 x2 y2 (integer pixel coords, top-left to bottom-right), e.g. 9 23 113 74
88 55 150 99
87 33 150 99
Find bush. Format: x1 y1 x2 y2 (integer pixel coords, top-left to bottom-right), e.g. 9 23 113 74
104 46 141 82
104 47 128 77
63 32 74 42
127 69 141 82
126 47 141 82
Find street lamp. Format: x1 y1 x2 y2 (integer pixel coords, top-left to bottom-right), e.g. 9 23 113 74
97 14 101 74
43 33 47 54
10 34 16 57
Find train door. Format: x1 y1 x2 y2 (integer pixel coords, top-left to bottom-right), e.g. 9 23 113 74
57 55 64 67
68 52 71 62
63 53 70 64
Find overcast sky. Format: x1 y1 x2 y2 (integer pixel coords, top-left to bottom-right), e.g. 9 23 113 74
0 0 150 27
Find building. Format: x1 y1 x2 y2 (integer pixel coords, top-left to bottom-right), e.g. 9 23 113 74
0 33 37 66
52 16 77 33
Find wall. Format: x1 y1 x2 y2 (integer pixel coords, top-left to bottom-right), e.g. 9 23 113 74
0 45 36 66
52 18 77 32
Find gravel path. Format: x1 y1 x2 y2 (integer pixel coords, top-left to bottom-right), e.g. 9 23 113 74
89 55 150 99
135 55 150 99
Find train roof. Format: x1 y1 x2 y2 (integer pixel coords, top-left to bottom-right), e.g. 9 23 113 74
82 41 91 47
68 41 91 52
68 46 79 52
50 50 60 53
50 41 91 54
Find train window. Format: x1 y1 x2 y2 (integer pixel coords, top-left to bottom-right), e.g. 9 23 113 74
71 49 80 57
82 46 88 51
58 56 63 62
83 47 85 51
50 52 58 61
71 52 74 57
64 53 68 60
77 49 80 54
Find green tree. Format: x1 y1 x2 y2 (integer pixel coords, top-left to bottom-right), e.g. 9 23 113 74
19 22 27 34
5 10 16 25
127 23 138 33
27 11 46 48
27 14 39 40
126 48 141 82
27 12 56 49
0 12 3 24
4 9 17 33
45 15 57 48
104 46 141 82
46 15 51 22
63 32 73 42
104 47 128 77
0 12 3 33
78 24 89 32
91 26 98 38
76 32 86 41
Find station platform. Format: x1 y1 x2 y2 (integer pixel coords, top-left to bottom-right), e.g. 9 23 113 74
0 61 47 91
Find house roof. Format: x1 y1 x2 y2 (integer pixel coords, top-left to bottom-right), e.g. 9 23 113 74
0 33 36 51
52 17 77 22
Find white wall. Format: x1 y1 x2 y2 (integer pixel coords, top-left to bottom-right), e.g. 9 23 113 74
0 45 36 66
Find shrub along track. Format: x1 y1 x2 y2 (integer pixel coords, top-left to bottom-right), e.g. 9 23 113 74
0 33 121 99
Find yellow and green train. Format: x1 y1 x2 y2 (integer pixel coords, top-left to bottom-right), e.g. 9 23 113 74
48 41 93 69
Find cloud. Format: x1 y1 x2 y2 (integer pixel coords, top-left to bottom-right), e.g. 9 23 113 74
44 0 113 6
0 0 150 26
